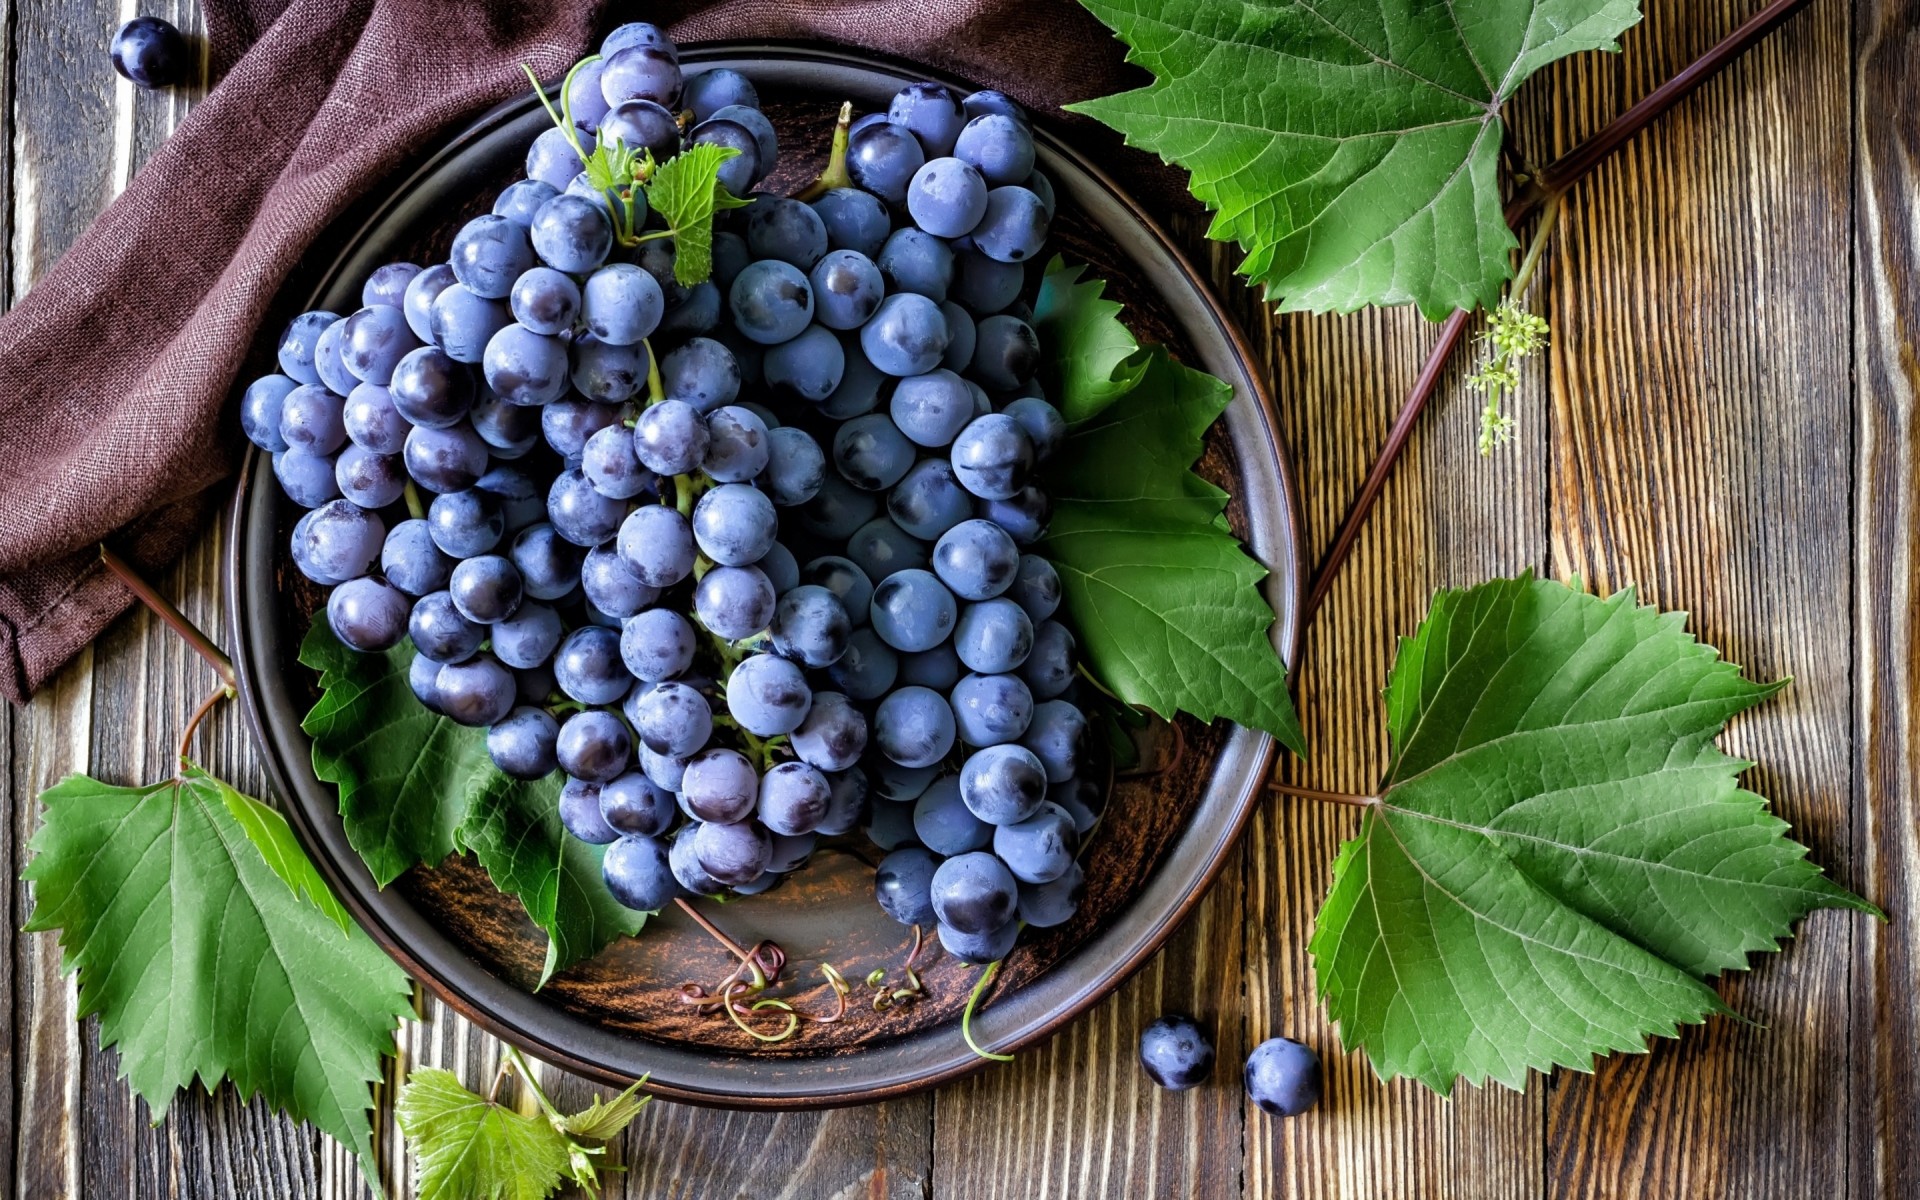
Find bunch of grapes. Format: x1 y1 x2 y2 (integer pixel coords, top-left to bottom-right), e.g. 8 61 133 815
243 22 1099 965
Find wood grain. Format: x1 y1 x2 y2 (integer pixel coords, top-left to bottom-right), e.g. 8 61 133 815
4 0 1914 1196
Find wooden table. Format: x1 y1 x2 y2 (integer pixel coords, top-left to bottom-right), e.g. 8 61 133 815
6 0 1916 1195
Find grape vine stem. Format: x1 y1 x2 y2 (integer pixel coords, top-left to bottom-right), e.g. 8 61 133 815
98 542 234 687
1302 0 1818 626
1267 782 1380 810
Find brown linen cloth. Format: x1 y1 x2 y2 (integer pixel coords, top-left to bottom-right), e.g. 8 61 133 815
0 0 1147 703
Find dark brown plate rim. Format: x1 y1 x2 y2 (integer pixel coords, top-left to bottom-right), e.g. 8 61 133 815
225 40 1303 1108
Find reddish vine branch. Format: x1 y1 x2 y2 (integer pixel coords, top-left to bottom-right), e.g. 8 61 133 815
1301 0 1818 626
98 542 235 686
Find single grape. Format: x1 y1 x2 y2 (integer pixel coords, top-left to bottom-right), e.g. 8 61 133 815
633 680 714 758
600 98 682 164
930 851 1017 934
241 375 298 452
543 467 624 547
954 113 1035 185
912 773 991 855
602 834 677 910
340 304 421 387
709 103 778 166
746 197 829 269
728 259 814 345
809 249 884 331
952 244 1025 313
382 519 454 596
769 585 851 669
110 15 187 88
361 263 423 311
450 215 535 299
619 608 695 682
802 555 875 621
712 231 752 293
668 825 721 895
495 180 562 231
993 800 1077 884
577 425 651 500
959 743 1048 825
847 517 930 582
1138 1015 1215 1091
559 778 618 844
873 685 956 768
767 830 818 874
277 310 338 385
815 767 869 836
953 597 1034 674
931 518 1020 602
481 323 569 407
865 799 919 852
449 555 524 625
615 504 696 588
898 643 964 692
874 846 940 926
701 404 771 482
758 761 832 836
601 771 677 837
832 414 916 492
581 544 658 618
556 709 633 782
602 22 675 58
938 917 1018 965
907 157 988 238
756 542 800 595
335 445 407 509
888 458 974 541
549 625 623 705
631 399 710 477
680 747 758 823
530 194 614 275
889 81 967 155
389 346 475 429
846 118 925 205
951 414 1035 501
963 89 1026 123
692 565 776 640
790 692 868 771
1022 619 1076 699
871 759 939 804
601 44 682 107
971 185 1050 264
812 187 891 258
436 654 517 726
487 706 560 779
820 336 887 419
290 498 384 585
661 278 724 339
313 319 359 396
507 265 580 336
950 671 1033 747
763 324 845 403
941 301 977 373
326 576 409 652
1023 699 1089 783
429 284 511 363
509 522 584 601
1000 396 1065 464
422 488 499 558
582 262 665 347
660 337 741 412
478 464 547 532
763 426 827 507
278 384 346 456
973 314 1042 392
491 601 562 670
684 67 758 123
1018 859 1085 927
876 227 953 301
826 627 898 701
470 391 542 457
692 483 778 567
1245 1039 1323 1117
694 820 773 888
977 484 1052 545
541 398 621 460
525 125 587 191
403 263 457 341
870 569 958 653
409 591 484 662
726 653 813 736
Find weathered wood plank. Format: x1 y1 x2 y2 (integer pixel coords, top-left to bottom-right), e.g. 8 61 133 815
1535 1 1859 1196
1850 1 1920 1196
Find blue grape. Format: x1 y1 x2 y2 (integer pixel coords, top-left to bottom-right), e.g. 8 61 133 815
757 761 831 835
1049 775 1103 835
950 671 1033 747
562 58 612 135
582 262 665 346
491 602 562 669
977 484 1051 544
1245 1039 1322 1117
409 655 446 712
403 264 456 341
993 800 1076 884
661 337 741 412
874 846 939 926
1018 860 1084 927
313 319 359 396
599 98 681 164
889 368 972 448
951 413 1035 501
680 748 758 823
482 324 569 406
278 384 345 455
1023 699 1088 783
872 759 940 805
508 265 580 335
382 519 453 596
771 585 851 668
420 483 498 556
912 773 990 855
763 324 845 403
668 824 720 894
812 188 891 258
868 795 920 850
402 423 488 494
601 771 676 837
619 608 695 682
335 445 406 508
614 499 698 583
973 314 1041 391
470 391 541 457
326 576 409 651
877 227 953 301
569 333 646 403
552 625 625 704
541 401 617 463
111 15 187 87
941 302 977 373
581 544 658 618
889 82 967 157
861 292 950 376
898 643 964 691
847 119 925 204
556 709 633 782
450 215 534 299
488 706 560 779
874 684 956 767
477 462 547 525
580 425 653 500
241 375 297 452
689 119 761 194
709 103 777 166
820 337 887 419
389 346 475 429
449 554 524 624
833 413 916 492
763 426 826 507
888 458 974 541
290 499 383 584
494 179 561 228
632 399 710 476
712 232 751 291
963 90 1026 123
932 518 1019 600
954 114 1034 185
1137 1015 1215 1091
958 743 1047 825
808 249 884 332
1002 396 1065 462
530 194 613 274
684 67 758 122
826 626 897 701
602 834 677 910
1022 619 1075 699
939 916 1018 965
972 186 1050 263
756 542 800 594
341 304 420 386
816 768 870 836
1006 554 1061 623
693 565 776 640
728 259 813 345
363 262 422 310
847 517 929 581
767 830 818 873
930 851 1017 933
954 596 1033 673
437 653 517 726
633 680 714 759
952 244 1025 313
277 310 337 385
701 405 770 482
547 467 627 546
602 21 676 58
870 569 957 652
525 125 586 190
506 522 583 600
791 691 868 771
803 555 875 621
560 778 618 843
795 475 877 542
692 483 777 567
694 820 772 888
429 284 511 362
601 44 681 106
747 197 829 269
907 157 988 238
726 653 813 736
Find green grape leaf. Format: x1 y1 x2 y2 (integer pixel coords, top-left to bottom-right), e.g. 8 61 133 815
1069 0 1642 317
557 1077 650 1141
1310 573 1878 1095
300 624 643 985
645 143 753 286
1037 264 1302 751
23 764 412 1193
397 1069 572 1200
1032 257 1147 421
